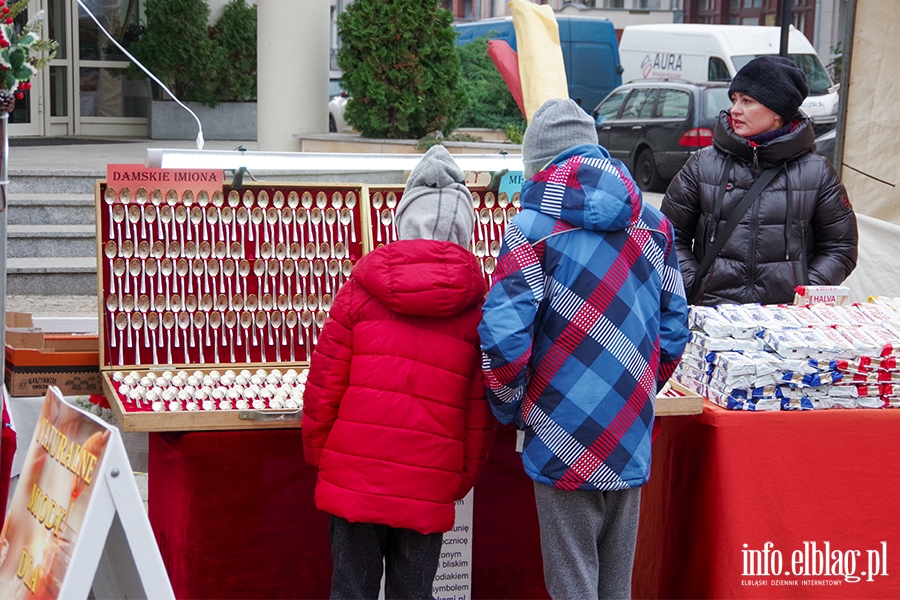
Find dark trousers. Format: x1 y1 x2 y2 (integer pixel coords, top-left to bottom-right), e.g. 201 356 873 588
329 515 443 600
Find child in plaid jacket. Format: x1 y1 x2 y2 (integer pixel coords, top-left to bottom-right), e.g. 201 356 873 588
479 99 689 599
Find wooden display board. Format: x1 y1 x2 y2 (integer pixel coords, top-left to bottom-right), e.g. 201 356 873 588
95 165 503 432
0 387 173 599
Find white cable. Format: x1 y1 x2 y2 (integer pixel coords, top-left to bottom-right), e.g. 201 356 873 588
75 0 205 150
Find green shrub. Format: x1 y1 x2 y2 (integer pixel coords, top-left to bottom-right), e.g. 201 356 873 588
210 0 257 102
129 0 226 106
337 0 468 139
457 35 526 133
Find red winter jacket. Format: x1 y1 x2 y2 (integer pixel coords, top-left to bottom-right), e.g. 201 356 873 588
301 239 496 535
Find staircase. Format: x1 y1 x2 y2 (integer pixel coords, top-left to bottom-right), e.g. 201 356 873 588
5 172 101 296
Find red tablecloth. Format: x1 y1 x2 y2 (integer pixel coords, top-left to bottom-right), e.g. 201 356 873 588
634 402 900 599
148 425 548 600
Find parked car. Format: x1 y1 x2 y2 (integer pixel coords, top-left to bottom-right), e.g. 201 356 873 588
591 80 732 192
328 75 352 133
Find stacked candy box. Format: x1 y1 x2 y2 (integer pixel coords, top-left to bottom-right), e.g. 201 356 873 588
674 298 900 411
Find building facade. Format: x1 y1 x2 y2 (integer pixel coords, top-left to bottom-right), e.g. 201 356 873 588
11 0 841 139
10 0 251 139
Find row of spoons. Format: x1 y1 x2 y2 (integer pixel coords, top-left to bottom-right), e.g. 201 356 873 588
107 300 331 366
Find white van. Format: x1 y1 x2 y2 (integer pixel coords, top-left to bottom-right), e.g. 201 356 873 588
618 24 839 133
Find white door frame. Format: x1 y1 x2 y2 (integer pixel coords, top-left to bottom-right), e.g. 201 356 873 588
8 0 43 136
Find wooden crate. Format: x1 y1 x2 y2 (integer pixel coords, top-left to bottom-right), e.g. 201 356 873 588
101 364 306 432
656 380 704 416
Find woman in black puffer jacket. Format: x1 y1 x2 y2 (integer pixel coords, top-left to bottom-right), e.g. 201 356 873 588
661 56 857 306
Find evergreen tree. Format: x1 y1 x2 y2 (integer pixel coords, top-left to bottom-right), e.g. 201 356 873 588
457 35 526 132
211 0 258 102
129 0 224 106
337 0 468 139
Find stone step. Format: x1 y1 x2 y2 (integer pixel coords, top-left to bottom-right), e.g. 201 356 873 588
6 257 98 296
5 224 97 259
8 172 103 195
5 194 97 226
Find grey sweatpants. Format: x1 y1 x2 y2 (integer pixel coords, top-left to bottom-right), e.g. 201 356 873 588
533 481 642 600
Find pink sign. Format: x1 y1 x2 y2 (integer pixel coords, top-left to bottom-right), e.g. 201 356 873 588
106 164 223 198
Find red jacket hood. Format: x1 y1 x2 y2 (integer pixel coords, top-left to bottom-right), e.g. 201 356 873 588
351 239 487 317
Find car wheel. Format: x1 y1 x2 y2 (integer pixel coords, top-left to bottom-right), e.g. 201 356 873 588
634 148 664 193
329 114 337 133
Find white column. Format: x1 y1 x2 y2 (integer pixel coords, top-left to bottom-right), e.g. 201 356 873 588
257 0 330 151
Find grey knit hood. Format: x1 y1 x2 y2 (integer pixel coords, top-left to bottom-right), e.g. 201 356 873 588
395 145 475 246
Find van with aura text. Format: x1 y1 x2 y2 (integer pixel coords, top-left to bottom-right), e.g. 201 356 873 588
618 24 839 134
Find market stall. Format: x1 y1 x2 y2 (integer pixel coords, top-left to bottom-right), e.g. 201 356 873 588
632 296 900 598
634 402 900 599
94 158 534 598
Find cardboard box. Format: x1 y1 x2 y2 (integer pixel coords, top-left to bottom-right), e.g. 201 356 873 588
5 311 33 328
5 320 102 397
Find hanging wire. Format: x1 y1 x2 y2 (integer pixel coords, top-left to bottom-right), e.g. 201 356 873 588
75 0 205 150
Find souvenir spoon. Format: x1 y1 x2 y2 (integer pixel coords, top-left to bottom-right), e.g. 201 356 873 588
372 192 384 243
112 203 126 241
285 309 299 361
104 186 117 239
345 191 358 244
162 311 176 364
193 312 207 363
146 311 160 365
131 312 145 363
380 209 394 243
251 206 265 251
208 310 222 363
113 258 127 296
128 204 142 241
240 311 254 360
239 258 251 295
288 191 301 241
159 204 173 245
174 204 189 242
190 205 204 242
104 241 118 296
280 206 293 244
143 204 158 245
178 312 191 358
224 310 238 361
270 310 284 361
160 258 174 298
255 310 268 355
268 258 280 296
116 312 129 364
266 207 279 245
105 294 119 346
145 257 159 296
300 310 313 360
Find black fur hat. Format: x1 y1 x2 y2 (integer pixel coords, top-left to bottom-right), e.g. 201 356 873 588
728 56 809 122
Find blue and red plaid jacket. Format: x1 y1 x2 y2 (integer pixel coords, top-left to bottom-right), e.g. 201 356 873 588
479 144 689 491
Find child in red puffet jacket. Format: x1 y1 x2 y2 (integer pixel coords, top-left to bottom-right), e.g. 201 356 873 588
302 144 497 600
